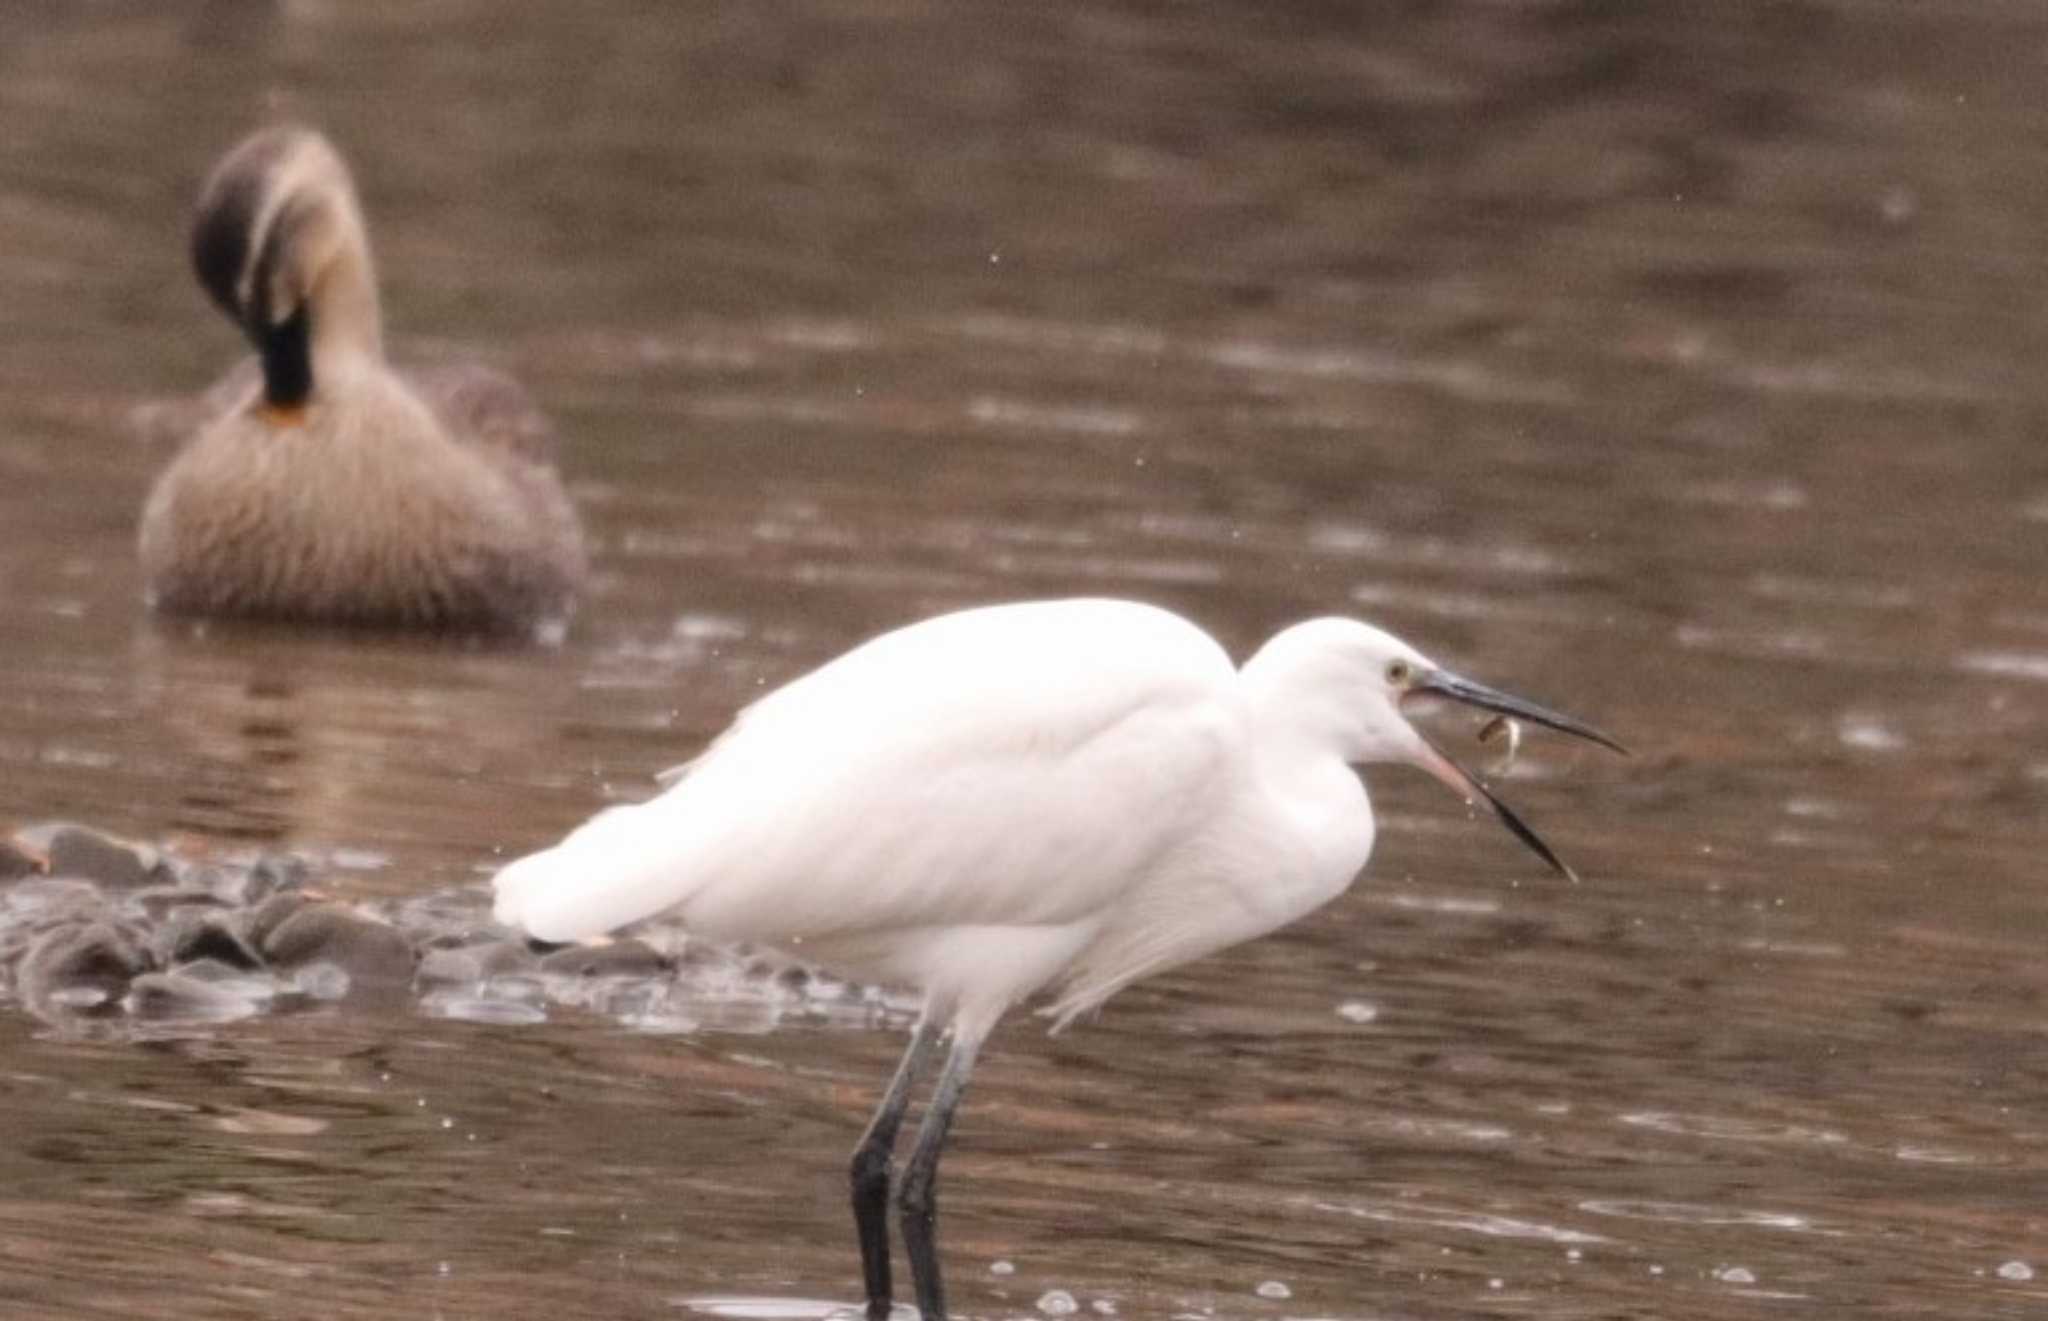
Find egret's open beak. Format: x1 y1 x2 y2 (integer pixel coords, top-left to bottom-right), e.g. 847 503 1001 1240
1403 669 1627 882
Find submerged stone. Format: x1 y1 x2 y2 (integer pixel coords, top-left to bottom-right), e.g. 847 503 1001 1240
260 904 416 987
249 853 311 901
18 920 153 1016
538 939 671 978
0 837 46 882
244 891 317 949
171 956 281 994
417 946 486 985
126 970 262 1023
0 876 109 925
177 857 300 908
135 887 244 928
473 939 541 976
18 823 165 890
166 911 266 971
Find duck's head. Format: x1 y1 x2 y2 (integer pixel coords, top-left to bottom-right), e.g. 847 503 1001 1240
190 125 383 412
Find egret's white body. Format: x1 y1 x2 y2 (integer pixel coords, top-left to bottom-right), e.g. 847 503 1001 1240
496 600 1375 1035
491 597 1618 1321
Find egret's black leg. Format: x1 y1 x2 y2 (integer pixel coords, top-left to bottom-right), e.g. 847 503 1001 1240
897 1028 984 1321
851 1016 941 1321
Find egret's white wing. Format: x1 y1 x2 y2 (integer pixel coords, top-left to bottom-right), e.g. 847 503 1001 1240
493 599 1244 944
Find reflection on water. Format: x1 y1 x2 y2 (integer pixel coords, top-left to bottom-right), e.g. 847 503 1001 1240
1 0 2046 1317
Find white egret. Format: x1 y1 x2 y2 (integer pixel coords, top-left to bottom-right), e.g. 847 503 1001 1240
492 597 1623 1319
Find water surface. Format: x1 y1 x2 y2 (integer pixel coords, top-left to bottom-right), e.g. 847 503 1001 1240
1 2 2045 1317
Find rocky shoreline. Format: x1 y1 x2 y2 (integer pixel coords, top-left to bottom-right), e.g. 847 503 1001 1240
0 822 898 1035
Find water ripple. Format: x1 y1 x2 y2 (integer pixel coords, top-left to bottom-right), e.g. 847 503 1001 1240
1577 1200 1823 1232
1619 1110 1849 1147
1312 1198 1607 1245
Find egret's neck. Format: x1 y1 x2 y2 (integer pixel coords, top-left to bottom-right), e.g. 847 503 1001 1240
1242 718 1378 921
1240 651 1374 767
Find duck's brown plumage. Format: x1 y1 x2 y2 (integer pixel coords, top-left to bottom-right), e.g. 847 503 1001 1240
139 126 585 637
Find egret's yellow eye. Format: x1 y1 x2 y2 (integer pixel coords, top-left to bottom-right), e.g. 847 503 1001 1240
1385 659 1413 686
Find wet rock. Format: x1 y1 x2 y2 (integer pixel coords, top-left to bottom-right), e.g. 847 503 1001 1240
248 853 310 902
394 888 501 946
0 882 117 987
418 946 487 985
171 955 279 988
17 823 165 890
292 963 354 1001
19 921 153 1016
0 876 109 923
420 939 540 985
0 837 47 882
176 859 289 908
165 911 265 971
126 971 262 1023
133 886 230 923
474 939 541 976
245 891 317 949
260 904 416 988
538 939 671 979
675 940 735 971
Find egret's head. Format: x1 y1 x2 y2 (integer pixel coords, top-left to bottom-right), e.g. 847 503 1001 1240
1243 618 1625 879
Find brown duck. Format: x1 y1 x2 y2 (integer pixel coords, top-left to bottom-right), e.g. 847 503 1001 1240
139 126 586 638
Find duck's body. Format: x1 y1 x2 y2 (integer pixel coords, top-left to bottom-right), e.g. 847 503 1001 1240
139 126 584 636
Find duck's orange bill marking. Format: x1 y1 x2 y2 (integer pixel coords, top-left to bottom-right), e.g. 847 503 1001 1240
258 402 309 428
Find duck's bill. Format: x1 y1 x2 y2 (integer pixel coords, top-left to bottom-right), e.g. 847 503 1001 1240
1409 670 1629 755
1412 734 1580 883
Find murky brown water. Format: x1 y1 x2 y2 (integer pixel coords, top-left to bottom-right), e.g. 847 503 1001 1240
2 1 2046 1316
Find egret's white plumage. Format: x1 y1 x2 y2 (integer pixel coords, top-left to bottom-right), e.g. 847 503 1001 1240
493 600 1380 1031
490 596 1620 1321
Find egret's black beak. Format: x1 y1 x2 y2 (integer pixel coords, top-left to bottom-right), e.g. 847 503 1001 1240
1403 669 1626 882
1411 671 1628 755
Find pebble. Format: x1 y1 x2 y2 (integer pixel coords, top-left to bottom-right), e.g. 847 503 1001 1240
0 820 839 1033
418 946 489 985
261 904 417 987
539 939 671 978
166 911 266 971
245 891 318 948
19 823 163 890
0 836 46 882
171 957 280 996
249 853 310 898
469 939 542 977
19 920 152 1015
133 886 228 923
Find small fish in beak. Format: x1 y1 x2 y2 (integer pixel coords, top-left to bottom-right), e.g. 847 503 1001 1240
1402 668 1627 882
1477 714 1521 774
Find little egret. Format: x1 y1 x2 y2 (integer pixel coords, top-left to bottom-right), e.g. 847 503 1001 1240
492 597 1623 1319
